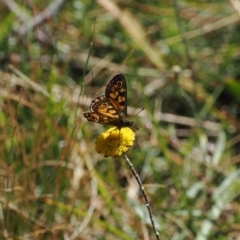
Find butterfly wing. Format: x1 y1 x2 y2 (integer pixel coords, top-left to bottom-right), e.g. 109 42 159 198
84 95 122 125
83 74 133 127
105 73 127 118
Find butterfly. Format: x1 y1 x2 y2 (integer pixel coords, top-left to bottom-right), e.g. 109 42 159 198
83 73 133 128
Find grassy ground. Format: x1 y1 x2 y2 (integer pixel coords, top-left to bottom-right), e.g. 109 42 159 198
1 0 240 239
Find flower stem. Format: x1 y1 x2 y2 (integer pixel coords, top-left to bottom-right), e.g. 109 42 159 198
124 154 160 240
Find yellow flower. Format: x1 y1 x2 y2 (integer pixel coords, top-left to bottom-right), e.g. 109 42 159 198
95 127 135 157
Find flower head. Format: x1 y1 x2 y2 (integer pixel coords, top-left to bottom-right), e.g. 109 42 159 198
95 127 135 157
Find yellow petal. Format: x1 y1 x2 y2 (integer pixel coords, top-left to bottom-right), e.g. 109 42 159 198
95 127 135 157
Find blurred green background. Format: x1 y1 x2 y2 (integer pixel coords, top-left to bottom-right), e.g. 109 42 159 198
1 0 240 239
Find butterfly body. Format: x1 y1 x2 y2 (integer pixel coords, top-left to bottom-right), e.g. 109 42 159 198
83 74 133 128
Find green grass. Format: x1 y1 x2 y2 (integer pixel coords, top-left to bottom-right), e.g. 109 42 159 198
1 0 240 239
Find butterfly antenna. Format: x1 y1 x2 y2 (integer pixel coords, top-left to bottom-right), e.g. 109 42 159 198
134 108 144 116
132 108 144 130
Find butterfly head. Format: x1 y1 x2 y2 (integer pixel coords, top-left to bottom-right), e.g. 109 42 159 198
121 119 134 128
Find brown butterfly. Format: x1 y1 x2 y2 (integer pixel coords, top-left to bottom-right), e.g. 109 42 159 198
83 73 133 128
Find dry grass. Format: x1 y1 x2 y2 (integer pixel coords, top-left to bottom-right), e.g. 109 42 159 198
1 0 240 239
